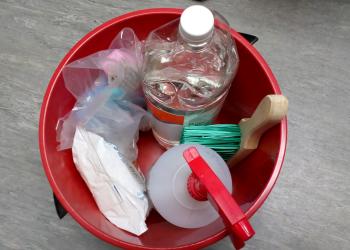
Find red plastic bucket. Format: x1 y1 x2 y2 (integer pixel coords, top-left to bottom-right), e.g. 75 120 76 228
39 8 287 250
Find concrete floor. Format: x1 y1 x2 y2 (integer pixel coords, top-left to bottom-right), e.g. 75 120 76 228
0 0 349 249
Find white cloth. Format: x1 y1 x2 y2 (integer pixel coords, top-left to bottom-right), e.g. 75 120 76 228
72 126 149 235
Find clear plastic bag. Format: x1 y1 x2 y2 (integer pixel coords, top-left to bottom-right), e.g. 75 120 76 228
57 28 149 162
62 27 144 103
83 94 149 162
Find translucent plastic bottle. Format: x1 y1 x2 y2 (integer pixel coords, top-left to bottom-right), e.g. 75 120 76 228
143 5 239 148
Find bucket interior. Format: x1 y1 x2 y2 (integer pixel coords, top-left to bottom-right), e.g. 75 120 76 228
40 10 284 249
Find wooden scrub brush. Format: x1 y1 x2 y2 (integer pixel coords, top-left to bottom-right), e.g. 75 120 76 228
180 95 288 166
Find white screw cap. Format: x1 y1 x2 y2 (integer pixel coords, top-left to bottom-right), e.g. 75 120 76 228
179 5 214 44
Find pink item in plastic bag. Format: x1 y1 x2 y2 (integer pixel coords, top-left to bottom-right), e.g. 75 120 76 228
56 28 147 154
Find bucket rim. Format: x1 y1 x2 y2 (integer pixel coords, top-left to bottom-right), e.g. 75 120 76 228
38 8 287 250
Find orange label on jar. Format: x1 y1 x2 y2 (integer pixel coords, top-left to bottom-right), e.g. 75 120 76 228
146 100 185 125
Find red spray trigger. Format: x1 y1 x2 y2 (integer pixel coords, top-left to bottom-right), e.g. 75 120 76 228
183 146 255 249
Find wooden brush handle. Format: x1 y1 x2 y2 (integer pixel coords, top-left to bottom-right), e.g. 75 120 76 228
228 95 288 167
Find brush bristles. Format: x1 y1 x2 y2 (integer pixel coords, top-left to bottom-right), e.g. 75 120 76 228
181 124 241 161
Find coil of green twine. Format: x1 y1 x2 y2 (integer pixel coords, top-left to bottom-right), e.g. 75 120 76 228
180 124 241 161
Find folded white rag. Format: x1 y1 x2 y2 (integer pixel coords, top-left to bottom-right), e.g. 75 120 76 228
72 126 149 235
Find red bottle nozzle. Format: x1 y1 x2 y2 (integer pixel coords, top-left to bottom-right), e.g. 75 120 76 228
183 147 255 249
187 173 208 201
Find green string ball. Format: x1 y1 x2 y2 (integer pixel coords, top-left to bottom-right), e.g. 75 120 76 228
180 124 241 161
